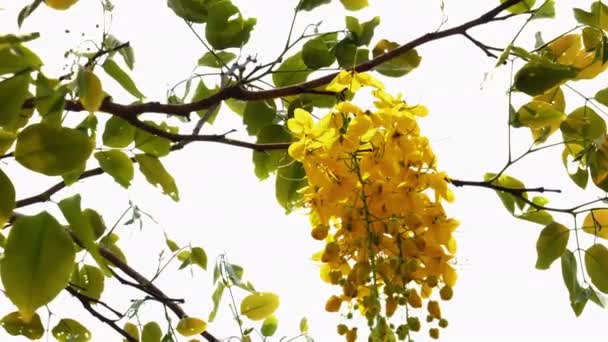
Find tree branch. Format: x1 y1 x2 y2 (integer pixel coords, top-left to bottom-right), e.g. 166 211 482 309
99 247 221 342
449 178 561 195
65 286 138 342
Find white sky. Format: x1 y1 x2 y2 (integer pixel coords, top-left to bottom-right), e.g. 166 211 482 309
1 0 608 341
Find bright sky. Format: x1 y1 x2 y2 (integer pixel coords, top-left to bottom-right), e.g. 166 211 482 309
1 0 608 341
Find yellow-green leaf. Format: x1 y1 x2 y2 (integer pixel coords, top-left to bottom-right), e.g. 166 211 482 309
136 154 179 201
372 39 420 77
84 208 106 240
582 209 608 239
77 70 104 112
134 121 174 157
0 212 75 322
536 222 570 270
59 195 110 275
514 61 578 96
299 317 309 333
52 318 91 342
585 243 608 293
0 73 30 128
500 0 535 14
514 101 565 143
0 312 44 339
71 264 105 301
102 58 144 99
103 116 135 148
15 123 93 176
340 0 368 11
124 322 140 342
94 150 134 188
142 322 162 342
0 167 15 227
176 317 207 337
240 292 280 321
191 247 207 270
261 315 278 337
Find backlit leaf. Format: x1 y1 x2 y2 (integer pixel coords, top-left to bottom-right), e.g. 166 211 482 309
142 322 162 342
136 154 179 201
340 0 368 11
372 39 420 77
253 125 291 180
582 209 608 239
483 173 527 214
208 283 225 322
103 58 144 99
561 249 587 316
514 61 578 96
191 247 207 270
134 121 174 157
72 264 105 301
0 312 44 339
205 1 256 50
297 0 331 11
191 80 221 124
243 100 276 136
500 0 535 14
345 16 380 46
84 208 106 240
272 52 311 87
276 160 306 213
531 0 555 20
59 195 110 275
240 292 280 321
103 116 135 148
585 243 608 293
0 73 30 128
197 51 236 68
15 123 93 176
167 0 210 23
176 317 207 336
261 315 278 337
123 322 140 342
0 44 42 75
0 167 15 228
77 70 104 112
0 212 75 321
514 101 565 143
52 318 91 342
536 222 570 270
574 2 608 30
95 150 134 188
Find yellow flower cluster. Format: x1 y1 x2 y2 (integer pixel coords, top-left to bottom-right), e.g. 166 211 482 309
288 71 459 341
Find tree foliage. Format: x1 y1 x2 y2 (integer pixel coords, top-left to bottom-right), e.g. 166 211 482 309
2 0 608 341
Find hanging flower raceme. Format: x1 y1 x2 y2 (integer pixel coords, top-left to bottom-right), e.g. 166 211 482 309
288 71 459 341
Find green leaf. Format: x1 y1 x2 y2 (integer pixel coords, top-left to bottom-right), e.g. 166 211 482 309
562 147 589 189
191 247 208 270
243 100 277 136
0 73 30 129
302 37 336 69
167 0 211 23
372 39 421 77
102 58 144 99
208 283 225 322
483 173 528 214
574 2 608 30
59 195 110 275
134 121 174 157
0 212 75 321
589 146 608 192
142 322 162 342
514 61 578 96
103 116 136 148
0 44 42 75
261 315 278 337
166 237 180 252
35 73 66 122
585 243 608 293
500 0 535 14
297 0 331 11
205 0 256 50
136 154 180 201
299 317 309 333
560 249 588 316
531 0 555 20
535 222 570 270
18 0 43 28
560 106 606 147
176 317 207 336
94 150 134 188
276 160 307 213
0 128 16 155
123 322 140 342
191 80 221 124
100 233 128 266
197 51 237 68
345 16 380 46
240 292 280 321
253 125 291 180
514 101 565 143
272 52 311 87
517 210 553 225
595 86 608 107
77 70 104 113
225 98 246 117
52 318 91 342
15 123 93 176
0 311 44 339
0 167 15 228
72 264 105 301
84 208 107 240
339 0 368 11
104 35 135 69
